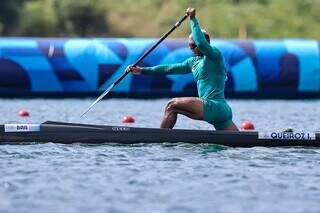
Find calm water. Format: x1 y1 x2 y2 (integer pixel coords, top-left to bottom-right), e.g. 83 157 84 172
0 99 319 213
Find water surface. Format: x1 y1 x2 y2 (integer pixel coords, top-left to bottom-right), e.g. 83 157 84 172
0 99 319 213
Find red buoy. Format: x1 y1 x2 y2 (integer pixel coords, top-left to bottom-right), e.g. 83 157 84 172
241 120 255 130
122 115 135 123
18 110 30 117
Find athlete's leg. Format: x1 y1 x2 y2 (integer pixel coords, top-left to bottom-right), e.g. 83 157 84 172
223 121 239 131
160 97 204 128
202 99 239 131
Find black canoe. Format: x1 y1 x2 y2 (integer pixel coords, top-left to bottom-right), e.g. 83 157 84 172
0 121 319 147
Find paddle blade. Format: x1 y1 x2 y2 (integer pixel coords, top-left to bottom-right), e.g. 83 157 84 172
80 83 115 117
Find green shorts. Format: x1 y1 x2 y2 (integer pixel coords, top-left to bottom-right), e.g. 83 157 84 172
203 99 233 130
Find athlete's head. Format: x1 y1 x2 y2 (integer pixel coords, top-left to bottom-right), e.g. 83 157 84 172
188 29 210 56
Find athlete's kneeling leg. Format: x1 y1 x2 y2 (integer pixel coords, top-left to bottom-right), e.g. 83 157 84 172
203 99 239 131
160 97 204 128
223 121 239 131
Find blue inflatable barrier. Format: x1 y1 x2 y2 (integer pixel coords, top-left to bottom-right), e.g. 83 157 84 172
0 38 319 98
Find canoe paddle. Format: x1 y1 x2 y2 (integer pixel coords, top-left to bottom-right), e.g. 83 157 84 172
80 14 189 117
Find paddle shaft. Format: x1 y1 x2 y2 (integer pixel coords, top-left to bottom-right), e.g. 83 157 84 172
109 14 189 88
81 14 188 117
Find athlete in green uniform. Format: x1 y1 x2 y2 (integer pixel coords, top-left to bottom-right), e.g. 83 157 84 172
128 8 238 131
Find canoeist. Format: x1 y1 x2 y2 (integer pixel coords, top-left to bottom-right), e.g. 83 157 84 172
128 8 238 131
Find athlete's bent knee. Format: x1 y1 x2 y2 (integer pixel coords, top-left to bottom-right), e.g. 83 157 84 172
166 98 179 112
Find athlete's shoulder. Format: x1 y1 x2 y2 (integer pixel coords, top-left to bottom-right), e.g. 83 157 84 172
210 43 223 57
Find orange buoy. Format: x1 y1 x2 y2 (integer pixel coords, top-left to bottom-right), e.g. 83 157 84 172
18 110 30 117
241 120 255 130
122 115 135 123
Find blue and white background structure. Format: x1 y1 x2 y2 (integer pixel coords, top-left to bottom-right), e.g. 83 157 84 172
0 38 319 98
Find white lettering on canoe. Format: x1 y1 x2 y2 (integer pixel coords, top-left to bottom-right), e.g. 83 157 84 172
112 127 130 131
4 124 40 132
259 132 315 140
